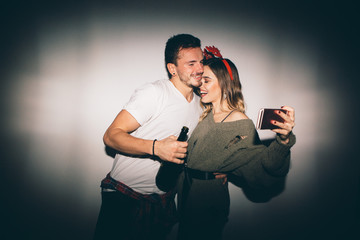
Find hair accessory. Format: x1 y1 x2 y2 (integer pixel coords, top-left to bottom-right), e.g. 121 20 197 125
203 46 234 80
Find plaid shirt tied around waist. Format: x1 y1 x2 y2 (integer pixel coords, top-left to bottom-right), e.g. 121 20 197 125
100 173 178 235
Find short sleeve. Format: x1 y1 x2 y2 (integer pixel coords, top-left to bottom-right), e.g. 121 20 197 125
123 83 159 126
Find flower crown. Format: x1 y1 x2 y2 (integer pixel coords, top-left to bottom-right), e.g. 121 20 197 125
203 46 234 81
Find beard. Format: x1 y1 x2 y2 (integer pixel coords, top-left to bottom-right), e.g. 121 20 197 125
178 72 202 88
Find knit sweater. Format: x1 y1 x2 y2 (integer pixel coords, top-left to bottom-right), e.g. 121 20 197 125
177 111 296 238
185 111 295 187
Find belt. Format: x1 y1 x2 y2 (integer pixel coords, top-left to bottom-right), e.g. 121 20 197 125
186 168 216 180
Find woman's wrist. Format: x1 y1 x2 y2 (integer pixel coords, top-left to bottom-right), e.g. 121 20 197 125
278 133 290 145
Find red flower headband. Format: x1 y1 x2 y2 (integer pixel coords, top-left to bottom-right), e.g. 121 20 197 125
203 46 234 81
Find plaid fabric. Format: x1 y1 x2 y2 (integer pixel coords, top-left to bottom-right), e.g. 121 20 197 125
100 173 178 237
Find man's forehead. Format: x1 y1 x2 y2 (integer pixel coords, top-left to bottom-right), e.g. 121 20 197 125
177 47 203 60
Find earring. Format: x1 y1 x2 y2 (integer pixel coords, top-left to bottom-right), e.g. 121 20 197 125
172 72 176 75
223 93 227 99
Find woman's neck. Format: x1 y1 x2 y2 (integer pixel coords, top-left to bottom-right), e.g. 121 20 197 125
212 100 231 114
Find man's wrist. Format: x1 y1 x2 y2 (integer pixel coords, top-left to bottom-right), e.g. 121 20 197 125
152 139 157 156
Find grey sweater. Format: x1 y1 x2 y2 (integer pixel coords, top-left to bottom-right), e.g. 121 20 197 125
177 111 296 214
188 112 295 183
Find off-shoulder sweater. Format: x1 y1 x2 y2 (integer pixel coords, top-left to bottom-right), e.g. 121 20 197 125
177 111 296 213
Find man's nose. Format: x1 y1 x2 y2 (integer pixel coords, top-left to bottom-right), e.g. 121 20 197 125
196 63 204 73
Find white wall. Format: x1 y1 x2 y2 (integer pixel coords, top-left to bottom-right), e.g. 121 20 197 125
1 1 358 239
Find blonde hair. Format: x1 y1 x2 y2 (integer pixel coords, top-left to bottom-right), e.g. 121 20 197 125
199 58 245 121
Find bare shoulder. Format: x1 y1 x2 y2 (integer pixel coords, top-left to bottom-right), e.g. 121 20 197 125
226 110 249 122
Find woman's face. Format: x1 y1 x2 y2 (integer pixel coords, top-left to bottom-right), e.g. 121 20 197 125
200 66 222 104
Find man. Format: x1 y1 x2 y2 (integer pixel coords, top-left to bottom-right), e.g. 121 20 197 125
93 34 204 239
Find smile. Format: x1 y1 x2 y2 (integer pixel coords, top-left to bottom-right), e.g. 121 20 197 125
193 74 202 80
200 91 207 98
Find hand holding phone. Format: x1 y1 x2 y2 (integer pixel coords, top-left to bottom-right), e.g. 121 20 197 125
256 108 287 130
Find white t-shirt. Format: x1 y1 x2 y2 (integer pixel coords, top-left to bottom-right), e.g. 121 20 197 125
110 79 203 194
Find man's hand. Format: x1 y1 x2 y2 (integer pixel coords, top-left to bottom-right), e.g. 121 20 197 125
154 136 188 164
271 106 295 144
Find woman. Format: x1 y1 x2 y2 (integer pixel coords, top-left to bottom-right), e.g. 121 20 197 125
176 46 296 240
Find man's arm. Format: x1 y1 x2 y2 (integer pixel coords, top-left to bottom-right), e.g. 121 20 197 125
103 109 187 164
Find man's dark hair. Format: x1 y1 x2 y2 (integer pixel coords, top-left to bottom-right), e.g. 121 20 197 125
164 34 201 79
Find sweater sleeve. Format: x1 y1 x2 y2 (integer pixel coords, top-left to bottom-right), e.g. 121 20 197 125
219 131 296 190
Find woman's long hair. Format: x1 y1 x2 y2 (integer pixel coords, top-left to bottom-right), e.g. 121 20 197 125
199 57 245 121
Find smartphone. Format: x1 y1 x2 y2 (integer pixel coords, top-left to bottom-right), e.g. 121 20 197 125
256 108 287 130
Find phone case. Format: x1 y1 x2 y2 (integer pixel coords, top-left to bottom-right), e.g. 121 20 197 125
256 108 287 130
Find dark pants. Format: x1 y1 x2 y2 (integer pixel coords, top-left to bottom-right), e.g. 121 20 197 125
93 190 173 240
177 214 227 240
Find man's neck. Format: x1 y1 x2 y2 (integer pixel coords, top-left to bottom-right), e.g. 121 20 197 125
170 77 194 103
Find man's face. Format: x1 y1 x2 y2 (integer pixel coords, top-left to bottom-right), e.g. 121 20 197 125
174 47 204 88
